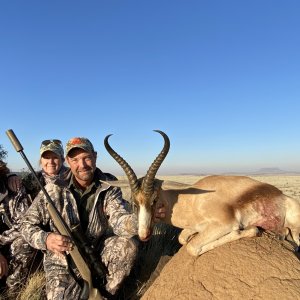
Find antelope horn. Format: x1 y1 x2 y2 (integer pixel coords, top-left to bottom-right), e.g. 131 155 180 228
142 130 170 197
104 134 139 194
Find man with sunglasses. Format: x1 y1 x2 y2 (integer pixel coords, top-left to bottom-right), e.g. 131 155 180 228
21 137 164 299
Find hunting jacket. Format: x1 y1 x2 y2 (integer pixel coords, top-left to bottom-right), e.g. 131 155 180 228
22 165 70 200
0 178 32 247
20 169 138 275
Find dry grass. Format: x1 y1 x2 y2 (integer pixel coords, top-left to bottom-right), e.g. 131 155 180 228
0 272 45 300
17 272 46 300
249 175 300 199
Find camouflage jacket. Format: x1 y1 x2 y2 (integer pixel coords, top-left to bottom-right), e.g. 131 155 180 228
20 169 138 274
22 165 70 200
0 179 32 247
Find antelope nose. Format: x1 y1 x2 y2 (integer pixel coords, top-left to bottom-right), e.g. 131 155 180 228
139 229 152 241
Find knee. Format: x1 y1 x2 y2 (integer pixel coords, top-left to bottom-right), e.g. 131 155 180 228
122 237 138 259
102 236 139 265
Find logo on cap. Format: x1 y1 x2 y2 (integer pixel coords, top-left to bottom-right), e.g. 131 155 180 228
65 137 94 156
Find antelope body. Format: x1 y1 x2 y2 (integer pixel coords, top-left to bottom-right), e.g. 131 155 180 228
103 131 300 256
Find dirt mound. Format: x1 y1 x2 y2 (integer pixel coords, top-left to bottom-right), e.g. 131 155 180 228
142 233 300 300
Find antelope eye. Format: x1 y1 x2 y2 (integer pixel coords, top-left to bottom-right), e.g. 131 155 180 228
131 202 139 214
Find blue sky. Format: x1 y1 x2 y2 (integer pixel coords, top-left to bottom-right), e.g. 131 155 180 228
1 1 300 175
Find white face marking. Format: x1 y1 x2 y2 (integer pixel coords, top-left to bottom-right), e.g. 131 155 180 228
138 204 152 240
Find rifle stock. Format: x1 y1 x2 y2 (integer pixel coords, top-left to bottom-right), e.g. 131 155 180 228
6 129 103 300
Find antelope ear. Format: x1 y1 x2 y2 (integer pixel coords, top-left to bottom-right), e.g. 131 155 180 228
161 180 194 190
100 180 131 188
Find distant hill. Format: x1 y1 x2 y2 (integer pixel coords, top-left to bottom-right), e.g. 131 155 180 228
254 168 287 174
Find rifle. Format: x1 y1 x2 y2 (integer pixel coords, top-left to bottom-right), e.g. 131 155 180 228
6 129 105 300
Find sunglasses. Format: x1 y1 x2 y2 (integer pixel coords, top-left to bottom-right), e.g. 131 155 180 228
41 139 62 147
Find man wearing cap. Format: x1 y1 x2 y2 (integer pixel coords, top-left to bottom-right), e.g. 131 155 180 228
21 137 140 299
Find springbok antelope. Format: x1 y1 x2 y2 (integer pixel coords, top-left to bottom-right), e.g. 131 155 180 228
103 130 300 256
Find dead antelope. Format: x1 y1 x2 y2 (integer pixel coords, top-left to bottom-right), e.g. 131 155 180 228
103 130 300 256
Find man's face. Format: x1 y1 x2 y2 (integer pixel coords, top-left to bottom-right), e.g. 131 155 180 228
66 148 97 186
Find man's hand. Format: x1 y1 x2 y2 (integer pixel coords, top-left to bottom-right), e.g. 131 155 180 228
46 233 74 255
0 253 8 279
7 175 22 192
153 203 166 223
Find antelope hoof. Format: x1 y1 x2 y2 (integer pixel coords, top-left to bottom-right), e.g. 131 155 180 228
186 243 201 257
179 230 198 245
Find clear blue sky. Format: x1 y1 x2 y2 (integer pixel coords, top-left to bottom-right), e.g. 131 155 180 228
1 1 300 175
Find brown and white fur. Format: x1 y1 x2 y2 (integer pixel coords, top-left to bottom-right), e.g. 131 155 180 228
103 131 300 256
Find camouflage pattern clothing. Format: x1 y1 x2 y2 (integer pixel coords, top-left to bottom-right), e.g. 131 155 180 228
39 139 64 158
0 179 36 293
21 168 138 299
22 165 70 200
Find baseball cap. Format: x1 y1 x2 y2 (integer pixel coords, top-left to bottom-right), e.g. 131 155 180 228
65 137 94 156
40 139 64 158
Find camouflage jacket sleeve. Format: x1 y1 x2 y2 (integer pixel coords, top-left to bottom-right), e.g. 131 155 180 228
20 190 51 251
0 186 32 245
21 183 80 251
103 186 138 238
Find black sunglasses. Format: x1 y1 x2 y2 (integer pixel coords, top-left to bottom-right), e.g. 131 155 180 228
41 139 62 146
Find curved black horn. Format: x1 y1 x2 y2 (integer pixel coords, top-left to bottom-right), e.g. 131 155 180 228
143 130 170 196
104 134 139 194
